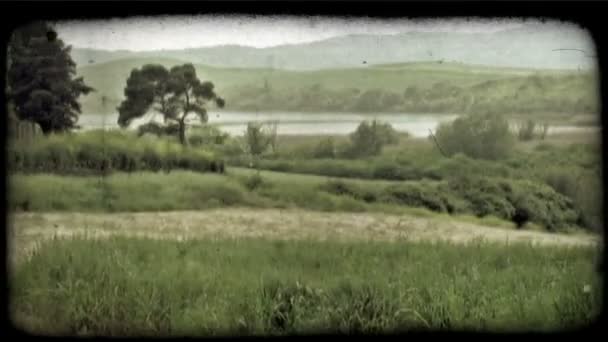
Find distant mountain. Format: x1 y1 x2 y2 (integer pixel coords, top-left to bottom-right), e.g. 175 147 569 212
70 48 135 66
70 24 596 71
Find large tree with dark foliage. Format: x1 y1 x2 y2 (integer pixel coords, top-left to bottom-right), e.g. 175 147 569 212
7 21 94 134
117 63 225 145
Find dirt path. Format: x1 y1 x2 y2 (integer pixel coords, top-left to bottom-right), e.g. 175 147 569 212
8 208 601 264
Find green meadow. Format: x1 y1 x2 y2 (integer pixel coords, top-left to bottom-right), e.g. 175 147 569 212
7 29 603 335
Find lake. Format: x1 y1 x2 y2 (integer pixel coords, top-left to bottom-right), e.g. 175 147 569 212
78 111 459 137
77 111 598 137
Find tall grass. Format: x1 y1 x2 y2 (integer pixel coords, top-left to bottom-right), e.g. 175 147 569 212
9 169 587 232
10 236 601 335
8 171 258 212
8 170 388 215
7 130 224 174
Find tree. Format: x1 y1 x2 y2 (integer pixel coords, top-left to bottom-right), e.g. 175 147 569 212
381 91 402 110
434 112 514 160
517 119 536 141
266 120 279 154
117 63 225 145
348 120 398 157
243 121 274 169
538 122 549 140
354 89 383 112
7 21 94 134
263 78 271 93
403 86 420 99
101 95 109 108
244 122 272 157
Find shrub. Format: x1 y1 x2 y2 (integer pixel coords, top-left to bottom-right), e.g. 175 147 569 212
213 138 245 157
544 169 580 198
320 180 466 213
262 160 294 173
137 122 164 137
257 185 338 212
371 161 424 181
188 125 230 147
137 122 180 138
348 120 398 158
320 180 379 204
243 173 265 191
313 137 337 159
317 160 372 179
141 146 163 172
425 153 512 181
447 175 580 230
434 113 514 160
517 120 537 141
321 180 359 197
542 168 602 232
380 182 457 213
466 191 516 220
45 139 76 172
372 162 406 180
333 140 356 159
575 176 603 232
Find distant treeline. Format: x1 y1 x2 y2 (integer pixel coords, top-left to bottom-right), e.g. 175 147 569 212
223 73 598 114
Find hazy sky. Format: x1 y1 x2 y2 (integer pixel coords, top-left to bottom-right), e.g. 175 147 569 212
54 16 541 51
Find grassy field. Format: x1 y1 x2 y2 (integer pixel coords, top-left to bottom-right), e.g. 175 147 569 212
8 123 602 233
7 28 604 336
9 209 599 267
8 166 594 233
9 235 601 335
8 86 602 336
5 170 499 227
7 131 603 335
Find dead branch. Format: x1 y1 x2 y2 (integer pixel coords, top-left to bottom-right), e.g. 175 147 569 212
428 128 448 157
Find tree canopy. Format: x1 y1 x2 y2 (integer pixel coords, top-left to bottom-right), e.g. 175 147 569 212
434 112 514 160
7 21 94 134
117 63 225 145
348 120 398 157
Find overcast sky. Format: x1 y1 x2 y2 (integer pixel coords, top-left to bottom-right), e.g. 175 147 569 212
53 16 546 51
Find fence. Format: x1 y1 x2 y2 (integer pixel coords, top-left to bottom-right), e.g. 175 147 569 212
8 116 42 143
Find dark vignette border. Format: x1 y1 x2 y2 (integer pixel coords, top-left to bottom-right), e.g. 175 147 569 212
0 1 605 340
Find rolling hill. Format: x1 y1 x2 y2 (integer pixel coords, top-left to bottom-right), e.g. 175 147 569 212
71 24 597 71
76 57 598 117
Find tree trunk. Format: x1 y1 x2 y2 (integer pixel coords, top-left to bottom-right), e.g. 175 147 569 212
39 122 52 136
178 119 186 146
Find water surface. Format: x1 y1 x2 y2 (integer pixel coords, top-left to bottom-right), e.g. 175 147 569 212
78 111 460 137
77 111 598 137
